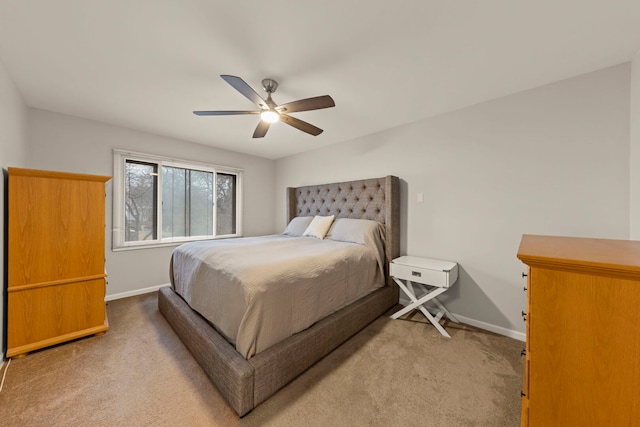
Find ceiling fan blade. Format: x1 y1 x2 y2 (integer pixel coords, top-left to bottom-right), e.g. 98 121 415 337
280 114 323 136
193 110 259 116
220 75 269 109
253 120 270 138
276 95 335 114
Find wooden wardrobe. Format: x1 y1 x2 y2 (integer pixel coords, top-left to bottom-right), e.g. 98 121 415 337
517 234 640 426
7 167 110 358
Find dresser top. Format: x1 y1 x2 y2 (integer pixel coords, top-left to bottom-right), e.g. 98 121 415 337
517 234 640 277
8 167 111 183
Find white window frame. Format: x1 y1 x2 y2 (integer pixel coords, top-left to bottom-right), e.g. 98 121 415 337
112 149 243 251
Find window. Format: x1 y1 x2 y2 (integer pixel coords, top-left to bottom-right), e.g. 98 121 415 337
113 149 243 250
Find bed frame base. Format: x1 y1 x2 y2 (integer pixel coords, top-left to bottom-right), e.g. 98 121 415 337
158 285 397 416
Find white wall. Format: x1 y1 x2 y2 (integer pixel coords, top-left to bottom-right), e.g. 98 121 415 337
26 109 277 298
275 64 631 337
630 51 640 239
0 59 28 357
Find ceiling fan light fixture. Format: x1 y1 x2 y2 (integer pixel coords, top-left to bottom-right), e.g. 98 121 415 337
260 110 279 123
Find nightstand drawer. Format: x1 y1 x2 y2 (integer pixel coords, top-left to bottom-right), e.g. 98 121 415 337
390 256 458 288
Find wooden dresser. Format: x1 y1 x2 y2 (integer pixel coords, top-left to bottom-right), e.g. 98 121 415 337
517 234 640 426
7 168 111 358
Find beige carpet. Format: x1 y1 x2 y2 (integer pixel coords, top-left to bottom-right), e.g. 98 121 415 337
0 293 523 426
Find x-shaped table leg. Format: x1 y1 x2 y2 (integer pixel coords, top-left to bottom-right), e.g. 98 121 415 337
390 277 452 338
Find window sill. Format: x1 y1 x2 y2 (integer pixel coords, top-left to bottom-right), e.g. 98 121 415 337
111 236 241 252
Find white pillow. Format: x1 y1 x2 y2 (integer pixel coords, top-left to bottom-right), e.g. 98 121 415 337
302 215 335 239
283 216 314 237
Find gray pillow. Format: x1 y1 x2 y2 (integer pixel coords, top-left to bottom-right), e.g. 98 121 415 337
326 218 386 278
326 218 384 245
282 216 314 236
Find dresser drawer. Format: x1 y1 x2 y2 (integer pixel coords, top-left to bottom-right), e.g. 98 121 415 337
390 256 458 288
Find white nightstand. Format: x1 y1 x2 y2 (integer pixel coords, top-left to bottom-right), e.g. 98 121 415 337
390 256 460 338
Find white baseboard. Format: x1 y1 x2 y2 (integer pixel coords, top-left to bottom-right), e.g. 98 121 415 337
105 283 171 301
451 313 525 342
398 298 525 342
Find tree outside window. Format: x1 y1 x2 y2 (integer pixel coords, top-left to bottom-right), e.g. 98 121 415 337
125 161 157 242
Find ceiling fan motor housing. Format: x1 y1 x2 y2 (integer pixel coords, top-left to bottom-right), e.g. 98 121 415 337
262 78 278 94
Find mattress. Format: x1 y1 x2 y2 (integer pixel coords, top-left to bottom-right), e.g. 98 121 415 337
171 234 385 359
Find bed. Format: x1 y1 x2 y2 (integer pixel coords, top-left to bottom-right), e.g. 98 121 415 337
158 175 400 416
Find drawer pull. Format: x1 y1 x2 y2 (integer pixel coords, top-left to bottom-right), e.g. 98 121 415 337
522 310 527 321
411 271 422 277
521 391 526 397
522 272 528 278
521 349 526 357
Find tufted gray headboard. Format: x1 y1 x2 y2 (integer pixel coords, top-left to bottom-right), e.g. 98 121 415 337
286 175 400 284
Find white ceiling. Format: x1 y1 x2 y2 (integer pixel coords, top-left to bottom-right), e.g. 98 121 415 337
1 1 639 160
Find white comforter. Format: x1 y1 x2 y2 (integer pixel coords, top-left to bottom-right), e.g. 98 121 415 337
171 234 384 359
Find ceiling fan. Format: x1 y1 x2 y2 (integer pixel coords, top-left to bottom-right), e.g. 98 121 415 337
194 75 335 138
